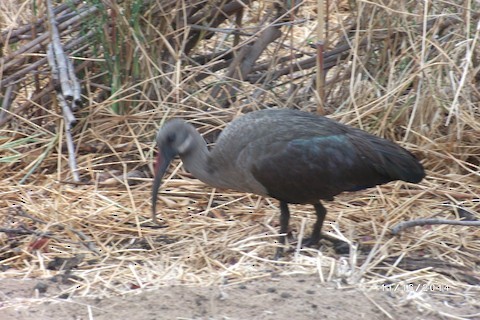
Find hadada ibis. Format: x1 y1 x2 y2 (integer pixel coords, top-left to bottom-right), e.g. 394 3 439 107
152 109 425 256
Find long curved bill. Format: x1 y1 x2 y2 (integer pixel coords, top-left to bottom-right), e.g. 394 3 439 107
152 148 174 224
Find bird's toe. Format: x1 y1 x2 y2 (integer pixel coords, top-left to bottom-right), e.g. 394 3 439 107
301 237 320 248
332 240 350 254
302 233 350 254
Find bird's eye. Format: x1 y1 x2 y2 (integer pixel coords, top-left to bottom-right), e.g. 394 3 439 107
166 133 176 143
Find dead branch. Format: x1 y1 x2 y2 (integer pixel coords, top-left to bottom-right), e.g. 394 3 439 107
0 4 98 84
392 218 480 235
0 84 16 122
0 227 50 236
46 0 78 102
381 256 480 285
42 0 82 182
185 0 253 55
0 0 82 46
209 18 283 105
0 28 94 94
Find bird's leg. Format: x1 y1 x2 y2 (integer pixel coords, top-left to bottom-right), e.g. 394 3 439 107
274 201 290 259
303 202 327 246
303 202 349 254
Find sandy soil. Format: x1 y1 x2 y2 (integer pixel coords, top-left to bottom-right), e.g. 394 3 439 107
1 274 476 320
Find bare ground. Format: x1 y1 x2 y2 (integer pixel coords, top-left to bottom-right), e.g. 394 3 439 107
1 274 478 320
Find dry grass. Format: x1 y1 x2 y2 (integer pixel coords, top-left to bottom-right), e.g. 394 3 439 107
0 0 479 316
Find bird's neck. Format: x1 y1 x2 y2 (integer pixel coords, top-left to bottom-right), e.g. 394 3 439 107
180 132 220 188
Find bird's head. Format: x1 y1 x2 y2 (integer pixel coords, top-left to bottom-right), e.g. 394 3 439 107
152 119 196 223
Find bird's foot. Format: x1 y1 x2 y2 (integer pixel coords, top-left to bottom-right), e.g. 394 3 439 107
274 247 284 260
302 233 350 254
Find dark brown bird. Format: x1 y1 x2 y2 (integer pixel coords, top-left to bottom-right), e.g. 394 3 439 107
152 109 425 256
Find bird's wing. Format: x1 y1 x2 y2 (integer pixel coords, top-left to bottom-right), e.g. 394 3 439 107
346 130 424 184
249 130 421 204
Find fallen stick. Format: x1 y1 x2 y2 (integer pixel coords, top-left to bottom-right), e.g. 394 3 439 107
392 218 480 235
